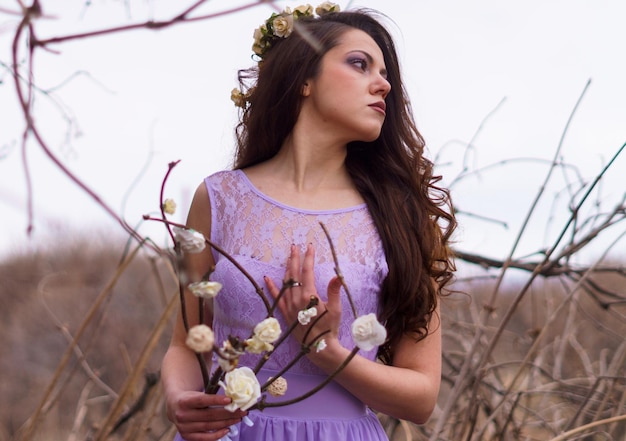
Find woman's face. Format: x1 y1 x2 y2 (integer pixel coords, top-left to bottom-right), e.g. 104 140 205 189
300 28 392 143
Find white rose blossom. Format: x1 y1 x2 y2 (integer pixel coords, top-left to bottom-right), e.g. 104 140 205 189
253 25 264 43
351 313 387 351
272 13 294 38
253 317 281 343
246 2 339 62
186 324 214 353
266 376 288 397
294 4 314 16
219 367 261 412
315 1 340 16
252 24 267 55
245 336 274 354
188 281 222 299
245 317 282 353
173 227 206 253
297 306 318 325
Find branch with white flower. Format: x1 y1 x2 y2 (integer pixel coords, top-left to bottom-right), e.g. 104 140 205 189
147 171 388 415
141 217 272 318
252 295 320 373
173 219 387 412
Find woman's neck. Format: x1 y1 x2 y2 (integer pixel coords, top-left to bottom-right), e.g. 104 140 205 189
269 136 349 192
242 133 363 210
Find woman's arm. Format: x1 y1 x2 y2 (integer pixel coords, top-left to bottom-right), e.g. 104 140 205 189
161 182 246 441
310 308 441 424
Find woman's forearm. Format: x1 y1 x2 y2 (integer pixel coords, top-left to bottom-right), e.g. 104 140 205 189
308 331 441 424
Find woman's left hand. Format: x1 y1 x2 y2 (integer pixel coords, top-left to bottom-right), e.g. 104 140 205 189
264 243 343 353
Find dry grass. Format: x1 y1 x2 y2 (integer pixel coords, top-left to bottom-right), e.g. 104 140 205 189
2 233 625 441
4 3 626 440
0 234 176 441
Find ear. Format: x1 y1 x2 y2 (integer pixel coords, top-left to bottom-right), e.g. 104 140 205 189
302 81 311 97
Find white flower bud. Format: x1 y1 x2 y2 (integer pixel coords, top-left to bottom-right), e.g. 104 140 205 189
162 198 176 215
186 325 214 353
297 307 318 325
315 338 327 353
188 281 222 299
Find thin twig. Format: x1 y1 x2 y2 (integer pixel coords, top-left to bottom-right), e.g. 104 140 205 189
319 222 357 318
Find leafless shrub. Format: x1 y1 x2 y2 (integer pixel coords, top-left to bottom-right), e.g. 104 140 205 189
0 232 176 440
2 2 625 441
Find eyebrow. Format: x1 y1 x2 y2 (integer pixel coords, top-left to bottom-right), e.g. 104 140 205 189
348 49 388 78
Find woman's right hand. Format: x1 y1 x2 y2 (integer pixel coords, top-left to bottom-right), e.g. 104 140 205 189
167 390 247 441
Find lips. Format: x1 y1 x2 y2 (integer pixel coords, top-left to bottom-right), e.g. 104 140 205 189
369 101 386 115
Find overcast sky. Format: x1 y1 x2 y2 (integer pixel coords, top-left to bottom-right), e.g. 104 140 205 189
1 0 625 268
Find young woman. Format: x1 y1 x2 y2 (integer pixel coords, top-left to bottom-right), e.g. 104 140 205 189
161 5 456 441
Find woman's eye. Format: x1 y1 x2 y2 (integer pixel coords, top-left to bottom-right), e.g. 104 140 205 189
348 57 368 70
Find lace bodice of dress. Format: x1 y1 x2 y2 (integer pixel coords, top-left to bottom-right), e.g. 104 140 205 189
206 170 388 375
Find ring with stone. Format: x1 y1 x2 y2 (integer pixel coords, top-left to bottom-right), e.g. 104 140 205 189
291 281 304 287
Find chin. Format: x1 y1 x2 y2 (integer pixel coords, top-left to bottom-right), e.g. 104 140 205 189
359 129 383 143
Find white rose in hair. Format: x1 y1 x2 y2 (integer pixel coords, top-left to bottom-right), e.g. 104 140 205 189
351 313 387 351
219 367 261 412
272 14 294 38
316 1 340 16
294 4 313 16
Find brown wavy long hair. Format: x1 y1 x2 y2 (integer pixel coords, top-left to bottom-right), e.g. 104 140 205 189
233 10 456 364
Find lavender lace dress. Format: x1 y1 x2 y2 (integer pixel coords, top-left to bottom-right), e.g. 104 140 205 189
176 169 389 441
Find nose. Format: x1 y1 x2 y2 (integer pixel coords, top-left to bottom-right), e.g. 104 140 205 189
371 73 391 99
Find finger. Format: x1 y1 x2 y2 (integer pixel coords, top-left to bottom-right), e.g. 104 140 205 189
300 243 316 291
181 392 232 410
179 426 232 441
180 406 246 423
288 243 301 285
326 275 342 315
282 244 304 311
264 275 280 300
178 415 242 434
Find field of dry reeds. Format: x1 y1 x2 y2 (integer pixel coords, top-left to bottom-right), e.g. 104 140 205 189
1 231 625 441
2 2 626 440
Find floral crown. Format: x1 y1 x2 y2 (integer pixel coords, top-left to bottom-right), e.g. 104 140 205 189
231 2 341 108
